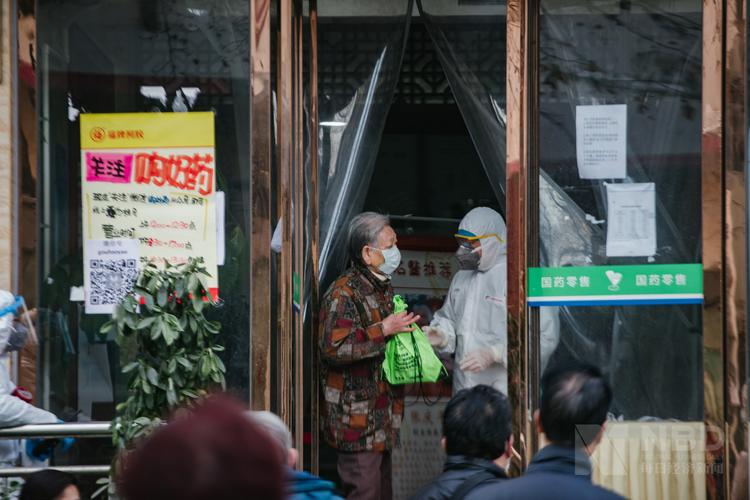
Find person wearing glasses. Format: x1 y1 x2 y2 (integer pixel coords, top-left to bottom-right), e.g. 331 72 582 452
423 207 509 394
424 207 559 395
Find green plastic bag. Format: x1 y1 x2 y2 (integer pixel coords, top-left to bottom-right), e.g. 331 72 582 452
382 295 447 385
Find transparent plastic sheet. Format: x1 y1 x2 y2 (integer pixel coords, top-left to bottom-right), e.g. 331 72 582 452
415 1 574 373
416 0 507 208
317 0 414 290
539 2 703 420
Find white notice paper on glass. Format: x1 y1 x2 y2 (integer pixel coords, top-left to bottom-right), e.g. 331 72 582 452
84 239 140 314
606 183 656 257
576 104 627 179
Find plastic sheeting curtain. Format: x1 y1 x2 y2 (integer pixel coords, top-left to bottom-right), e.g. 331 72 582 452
416 0 600 268
416 0 507 208
317 0 414 290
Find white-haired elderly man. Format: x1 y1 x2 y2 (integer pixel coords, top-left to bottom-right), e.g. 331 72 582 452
250 411 342 500
319 212 420 500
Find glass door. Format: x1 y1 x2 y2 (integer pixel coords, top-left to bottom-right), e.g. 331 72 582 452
531 2 708 498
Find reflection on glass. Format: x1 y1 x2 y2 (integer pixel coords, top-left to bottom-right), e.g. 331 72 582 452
17 0 39 402
539 1 703 420
36 0 251 429
316 0 414 289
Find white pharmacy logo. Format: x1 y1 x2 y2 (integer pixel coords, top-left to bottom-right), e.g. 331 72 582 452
605 270 623 291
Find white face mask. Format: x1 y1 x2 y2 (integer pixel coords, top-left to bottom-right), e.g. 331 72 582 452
374 245 401 276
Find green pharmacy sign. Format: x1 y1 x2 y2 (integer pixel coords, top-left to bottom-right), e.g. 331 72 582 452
527 264 703 306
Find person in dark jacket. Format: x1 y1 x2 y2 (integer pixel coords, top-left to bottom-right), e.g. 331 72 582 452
20 469 79 500
251 410 343 500
411 385 513 500
466 362 624 500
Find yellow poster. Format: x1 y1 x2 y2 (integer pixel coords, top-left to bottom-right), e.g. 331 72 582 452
80 112 218 313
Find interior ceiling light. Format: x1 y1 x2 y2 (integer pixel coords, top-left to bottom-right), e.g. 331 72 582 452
320 121 347 127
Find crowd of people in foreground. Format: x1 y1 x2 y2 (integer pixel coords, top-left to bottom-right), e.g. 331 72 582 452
412 363 622 500
15 362 622 500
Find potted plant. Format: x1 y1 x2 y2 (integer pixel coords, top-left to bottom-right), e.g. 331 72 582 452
96 258 225 497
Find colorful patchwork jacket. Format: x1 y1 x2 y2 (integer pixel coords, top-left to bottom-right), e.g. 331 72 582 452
319 265 404 452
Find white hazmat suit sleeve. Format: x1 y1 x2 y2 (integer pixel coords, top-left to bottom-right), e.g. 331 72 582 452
426 285 458 355
0 396 58 428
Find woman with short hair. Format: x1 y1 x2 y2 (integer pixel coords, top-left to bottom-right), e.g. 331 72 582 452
320 212 420 500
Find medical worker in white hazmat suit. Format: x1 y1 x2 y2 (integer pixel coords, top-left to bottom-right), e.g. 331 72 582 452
0 291 58 467
424 207 559 394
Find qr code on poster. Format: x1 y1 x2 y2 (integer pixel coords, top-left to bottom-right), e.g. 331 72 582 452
88 258 138 306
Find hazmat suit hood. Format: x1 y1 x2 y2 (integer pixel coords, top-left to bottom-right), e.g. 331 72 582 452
0 292 30 355
0 291 15 354
458 207 506 272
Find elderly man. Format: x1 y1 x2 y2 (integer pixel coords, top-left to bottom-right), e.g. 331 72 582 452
251 411 342 500
320 212 419 500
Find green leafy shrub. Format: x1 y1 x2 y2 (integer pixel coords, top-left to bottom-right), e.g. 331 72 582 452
97 258 225 494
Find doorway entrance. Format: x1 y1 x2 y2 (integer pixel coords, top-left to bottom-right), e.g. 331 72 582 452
315 4 507 496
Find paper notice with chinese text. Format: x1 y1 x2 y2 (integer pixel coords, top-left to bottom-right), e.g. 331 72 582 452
576 104 627 179
605 182 656 257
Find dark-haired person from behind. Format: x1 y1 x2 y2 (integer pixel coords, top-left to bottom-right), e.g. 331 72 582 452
20 469 80 500
466 362 623 500
117 396 285 500
411 385 513 500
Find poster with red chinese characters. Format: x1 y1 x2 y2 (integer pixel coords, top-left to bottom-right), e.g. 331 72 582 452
391 250 455 295
390 249 456 328
80 112 218 314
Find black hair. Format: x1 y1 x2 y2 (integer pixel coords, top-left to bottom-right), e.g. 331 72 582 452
19 0 34 17
20 469 77 500
443 385 512 460
540 362 612 448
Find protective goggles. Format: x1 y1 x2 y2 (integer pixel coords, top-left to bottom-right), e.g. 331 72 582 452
0 295 37 343
454 229 505 245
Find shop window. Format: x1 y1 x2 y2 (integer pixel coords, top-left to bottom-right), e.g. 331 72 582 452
537 0 703 420
535 1 705 497
33 0 251 430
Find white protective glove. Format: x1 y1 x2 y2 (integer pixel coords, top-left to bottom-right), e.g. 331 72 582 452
422 326 448 349
459 348 503 373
